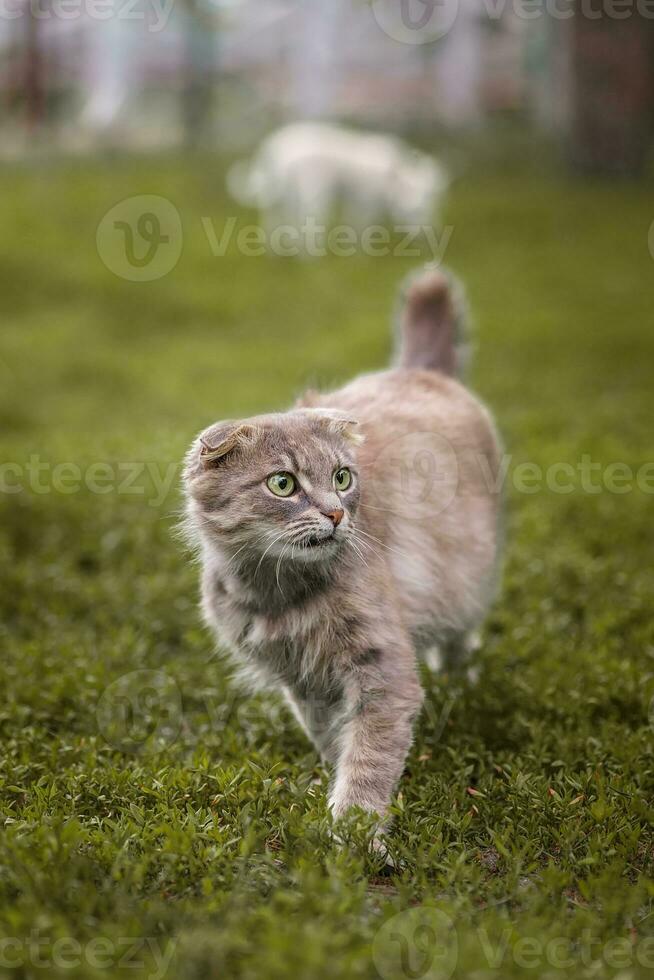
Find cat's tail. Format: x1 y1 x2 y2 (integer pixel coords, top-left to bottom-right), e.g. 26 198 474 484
394 265 470 377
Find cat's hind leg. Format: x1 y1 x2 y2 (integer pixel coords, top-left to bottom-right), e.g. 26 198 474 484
420 630 482 684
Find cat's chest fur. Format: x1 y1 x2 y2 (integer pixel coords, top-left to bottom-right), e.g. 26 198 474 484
201 563 380 692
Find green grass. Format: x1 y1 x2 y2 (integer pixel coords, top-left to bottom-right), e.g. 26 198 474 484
1 153 653 980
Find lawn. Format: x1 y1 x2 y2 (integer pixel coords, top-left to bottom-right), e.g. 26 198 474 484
0 152 653 980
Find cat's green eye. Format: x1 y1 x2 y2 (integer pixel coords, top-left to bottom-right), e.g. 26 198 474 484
267 472 296 497
334 467 352 491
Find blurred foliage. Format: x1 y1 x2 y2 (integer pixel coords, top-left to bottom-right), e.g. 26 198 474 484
0 155 653 979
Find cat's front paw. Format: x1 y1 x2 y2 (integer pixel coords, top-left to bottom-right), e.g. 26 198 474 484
328 799 398 872
328 792 384 823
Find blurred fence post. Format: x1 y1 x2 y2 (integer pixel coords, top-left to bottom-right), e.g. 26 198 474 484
180 0 217 148
24 0 46 128
568 11 654 176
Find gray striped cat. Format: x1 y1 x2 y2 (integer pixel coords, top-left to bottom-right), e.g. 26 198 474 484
183 268 501 831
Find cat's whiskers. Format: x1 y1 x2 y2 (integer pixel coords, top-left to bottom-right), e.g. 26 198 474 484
353 526 415 564
350 530 384 564
274 533 305 594
253 527 297 580
224 535 265 572
346 535 369 570
351 528 426 588
358 501 404 517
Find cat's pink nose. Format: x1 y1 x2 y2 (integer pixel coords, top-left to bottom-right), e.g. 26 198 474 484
324 508 344 527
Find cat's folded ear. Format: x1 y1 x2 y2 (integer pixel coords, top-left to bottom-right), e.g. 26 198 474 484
300 407 364 446
185 420 258 479
199 421 259 464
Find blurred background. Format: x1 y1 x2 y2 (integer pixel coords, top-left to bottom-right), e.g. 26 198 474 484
1 0 653 173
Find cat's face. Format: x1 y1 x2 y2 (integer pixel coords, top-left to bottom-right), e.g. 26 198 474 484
184 410 361 566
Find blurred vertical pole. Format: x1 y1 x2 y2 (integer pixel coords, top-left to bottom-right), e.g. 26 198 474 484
181 0 216 148
24 0 45 129
431 0 483 126
569 9 654 176
80 0 132 140
287 0 341 119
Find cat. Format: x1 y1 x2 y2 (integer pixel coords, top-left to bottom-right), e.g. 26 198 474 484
227 122 449 237
183 266 502 830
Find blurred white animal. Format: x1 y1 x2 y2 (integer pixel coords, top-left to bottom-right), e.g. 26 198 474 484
227 122 449 234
